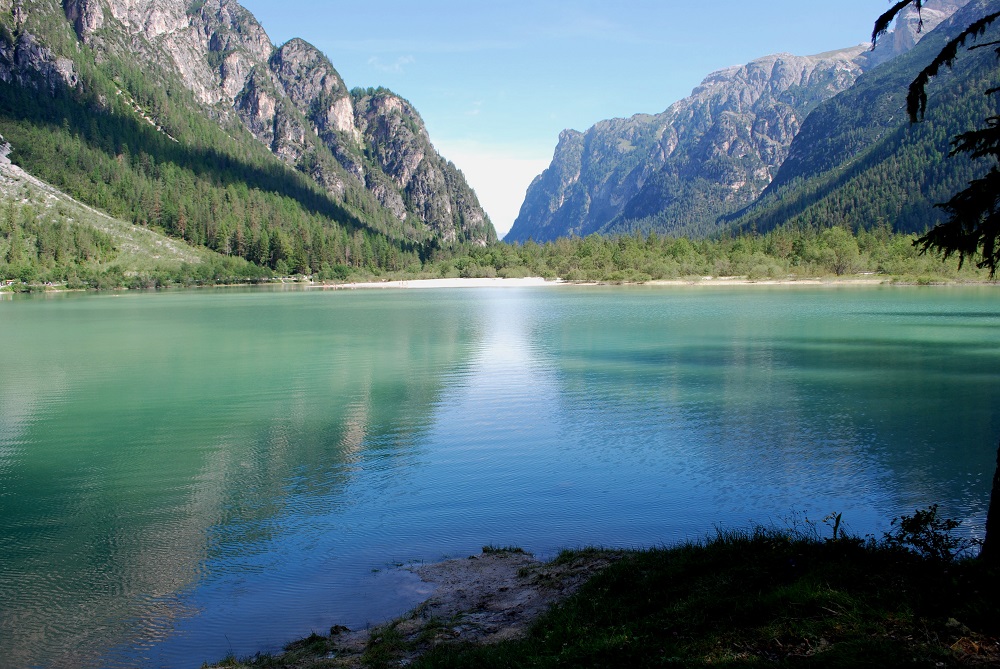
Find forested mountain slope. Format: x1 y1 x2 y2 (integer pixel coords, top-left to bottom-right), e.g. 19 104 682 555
0 0 493 281
730 0 999 236
507 0 968 243
0 131 265 287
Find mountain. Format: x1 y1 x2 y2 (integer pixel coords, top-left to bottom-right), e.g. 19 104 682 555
0 0 493 280
507 0 968 243
730 0 998 236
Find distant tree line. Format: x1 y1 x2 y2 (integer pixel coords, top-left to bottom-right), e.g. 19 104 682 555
4 213 986 290
428 226 985 283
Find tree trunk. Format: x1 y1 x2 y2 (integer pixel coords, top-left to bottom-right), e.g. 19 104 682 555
981 439 1000 563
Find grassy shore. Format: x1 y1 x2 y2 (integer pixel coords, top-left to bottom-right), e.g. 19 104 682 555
209 512 998 669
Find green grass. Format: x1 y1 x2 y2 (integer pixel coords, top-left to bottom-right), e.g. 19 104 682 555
362 621 410 669
205 519 998 668
412 529 998 668
482 545 531 555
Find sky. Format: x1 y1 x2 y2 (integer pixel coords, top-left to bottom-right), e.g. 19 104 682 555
238 1 888 238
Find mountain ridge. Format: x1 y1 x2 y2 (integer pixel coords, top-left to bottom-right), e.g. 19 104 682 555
729 0 999 238
0 0 494 281
506 45 872 242
506 0 970 243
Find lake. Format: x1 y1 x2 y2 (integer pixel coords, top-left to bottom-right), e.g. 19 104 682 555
1 285 998 668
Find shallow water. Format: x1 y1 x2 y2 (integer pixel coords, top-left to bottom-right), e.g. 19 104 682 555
1 285 998 668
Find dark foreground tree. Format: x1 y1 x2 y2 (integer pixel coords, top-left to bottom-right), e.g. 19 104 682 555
873 1 1000 563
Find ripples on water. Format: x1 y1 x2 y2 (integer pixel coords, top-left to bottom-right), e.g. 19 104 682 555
0 286 998 668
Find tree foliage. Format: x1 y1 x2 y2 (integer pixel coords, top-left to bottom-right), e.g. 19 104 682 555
873 1 1000 276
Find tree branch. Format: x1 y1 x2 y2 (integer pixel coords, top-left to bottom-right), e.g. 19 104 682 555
872 0 922 46
907 11 1000 121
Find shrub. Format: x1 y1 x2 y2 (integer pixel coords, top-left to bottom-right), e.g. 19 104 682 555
882 504 979 561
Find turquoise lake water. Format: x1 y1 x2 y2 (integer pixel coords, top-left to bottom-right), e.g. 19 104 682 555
1 285 998 668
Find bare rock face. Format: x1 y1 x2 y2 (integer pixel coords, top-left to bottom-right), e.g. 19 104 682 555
236 69 299 158
1 1 68 90
0 26 78 93
0 133 11 165
893 0 968 56
352 89 490 242
261 38 365 181
510 46 870 241
240 40 493 241
0 0 494 245
355 93 427 189
64 0 104 36
509 0 970 242
9 0 24 27
868 0 971 66
269 39 356 138
63 0 272 107
228 35 491 240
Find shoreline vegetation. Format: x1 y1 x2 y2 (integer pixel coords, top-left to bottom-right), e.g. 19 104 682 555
1 156 996 292
314 275 992 290
207 512 999 669
3 273 1000 296
3 274 997 296
6 274 1000 297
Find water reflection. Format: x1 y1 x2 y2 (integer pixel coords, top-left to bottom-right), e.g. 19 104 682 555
0 291 479 668
1 287 998 669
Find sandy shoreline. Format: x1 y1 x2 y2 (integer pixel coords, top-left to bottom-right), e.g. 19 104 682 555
4 275 993 295
311 275 993 290
318 277 562 290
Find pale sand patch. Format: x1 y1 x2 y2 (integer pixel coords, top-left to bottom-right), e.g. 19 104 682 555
318 275 975 291
253 550 621 668
646 276 891 286
320 277 562 290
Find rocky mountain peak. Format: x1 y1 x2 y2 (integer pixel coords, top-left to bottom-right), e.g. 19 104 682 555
686 46 869 115
0 0 496 247
62 0 272 107
270 38 356 138
507 0 970 243
508 46 872 242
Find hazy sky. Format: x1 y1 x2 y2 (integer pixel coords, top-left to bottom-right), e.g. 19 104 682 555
238 1 887 237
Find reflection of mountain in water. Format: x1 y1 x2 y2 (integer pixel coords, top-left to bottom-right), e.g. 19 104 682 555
0 290 476 669
3 288 999 668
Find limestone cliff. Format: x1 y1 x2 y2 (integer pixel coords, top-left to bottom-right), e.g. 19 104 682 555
508 0 969 242
352 89 490 242
0 1 78 93
0 0 494 246
733 0 995 236
234 38 492 243
867 0 969 66
509 47 871 241
63 0 273 108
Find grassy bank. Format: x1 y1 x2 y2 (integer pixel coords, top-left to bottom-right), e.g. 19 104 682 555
211 511 998 669
411 536 997 668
